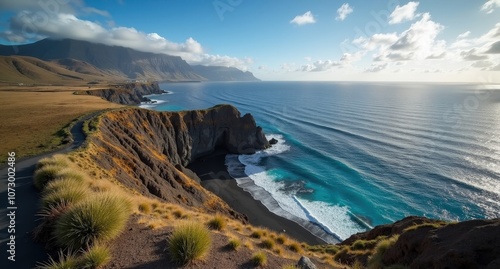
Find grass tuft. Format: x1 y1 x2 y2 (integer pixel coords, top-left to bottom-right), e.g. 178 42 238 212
207 214 226 231
289 242 302 253
41 181 88 210
250 230 263 239
276 234 287 244
79 244 111 269
34 165 64 190
36 155 70 170
227 238 241 251
367 235 399 269
138 203 152 214
282 265 299 269
168 222 212 264
54 193 131 250
260 239 275 249
251 251 267 266
36 251 78 269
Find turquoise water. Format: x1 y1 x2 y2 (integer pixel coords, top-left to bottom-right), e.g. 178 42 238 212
144 81 500 242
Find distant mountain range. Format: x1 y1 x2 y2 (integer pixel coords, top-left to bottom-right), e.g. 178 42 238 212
0 38 260 82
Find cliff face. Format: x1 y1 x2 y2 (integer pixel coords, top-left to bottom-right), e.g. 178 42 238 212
84 105 268 218
339 216 500 268
80 82 165 105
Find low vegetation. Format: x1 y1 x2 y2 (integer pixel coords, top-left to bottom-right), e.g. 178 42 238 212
54 193 131 250
79 244 112 269
227 238 241 251
168 222 212 264
0 87 121 164
367 235 400 269
207 214 226 231
251 251 267 266
34 155 131 267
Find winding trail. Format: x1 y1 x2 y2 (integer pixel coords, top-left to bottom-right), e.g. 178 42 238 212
0 112 100 269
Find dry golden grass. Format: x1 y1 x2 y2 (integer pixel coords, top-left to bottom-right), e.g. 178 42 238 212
0 86 122 163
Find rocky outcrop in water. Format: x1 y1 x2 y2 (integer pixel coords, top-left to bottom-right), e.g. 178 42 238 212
84 105 268 219
79 82 165 105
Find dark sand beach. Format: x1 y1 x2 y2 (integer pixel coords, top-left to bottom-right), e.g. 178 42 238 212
188 149 327 246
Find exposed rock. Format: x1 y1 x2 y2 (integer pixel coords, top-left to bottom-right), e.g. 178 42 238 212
79 82 166 105
383 218 500 269
269 138 278 145
297 256 317 269
339 216 500 269
85 105 269 220
341 216 443 245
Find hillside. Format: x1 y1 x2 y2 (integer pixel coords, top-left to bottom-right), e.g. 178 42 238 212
0 39 260 82
191 65 260 81
0 55 126 84
29 103 500 268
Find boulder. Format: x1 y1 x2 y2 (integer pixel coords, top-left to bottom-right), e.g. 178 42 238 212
269 138 278 145
297 256 317 269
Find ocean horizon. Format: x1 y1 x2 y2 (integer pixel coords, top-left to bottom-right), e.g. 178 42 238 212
143 81 500 243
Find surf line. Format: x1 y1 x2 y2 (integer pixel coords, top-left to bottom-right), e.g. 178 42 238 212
292 195 344 242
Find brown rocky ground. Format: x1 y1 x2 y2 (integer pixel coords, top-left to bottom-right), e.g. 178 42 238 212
105 215 321 269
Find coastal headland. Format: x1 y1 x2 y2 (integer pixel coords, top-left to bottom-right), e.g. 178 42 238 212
1 82 499 269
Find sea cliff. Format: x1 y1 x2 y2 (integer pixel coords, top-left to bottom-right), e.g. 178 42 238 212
79 82 165 105
82 105 268 217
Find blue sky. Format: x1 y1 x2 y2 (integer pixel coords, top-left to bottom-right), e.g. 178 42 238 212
0 0 499 82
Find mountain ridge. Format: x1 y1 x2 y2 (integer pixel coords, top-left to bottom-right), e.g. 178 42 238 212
0 38 260 82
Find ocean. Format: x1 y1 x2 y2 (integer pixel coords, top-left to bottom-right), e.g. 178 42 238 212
142 81 500 243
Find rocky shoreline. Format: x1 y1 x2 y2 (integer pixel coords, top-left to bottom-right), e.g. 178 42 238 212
77 82 167 105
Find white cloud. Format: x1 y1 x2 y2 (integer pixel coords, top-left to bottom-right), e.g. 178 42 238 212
0 0 109 17
312 60 341 71
336 3 353 21
457 31 471 39
353 13 445 63
2 11 250 69
290 11 316 25
471 60 494 68
461 49 489 61
365 63 388 72
481 0 500 14
389 1 420 24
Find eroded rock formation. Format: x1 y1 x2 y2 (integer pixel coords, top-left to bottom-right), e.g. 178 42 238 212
84 105 268 220
80 82 165 105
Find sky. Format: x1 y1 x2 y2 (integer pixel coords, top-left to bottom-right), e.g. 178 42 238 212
0 0 499 82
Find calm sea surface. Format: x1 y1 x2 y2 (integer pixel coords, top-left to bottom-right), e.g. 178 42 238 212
143 81 500 242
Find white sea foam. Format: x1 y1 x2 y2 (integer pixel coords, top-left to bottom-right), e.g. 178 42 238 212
139 99 166 109
226 134 366 242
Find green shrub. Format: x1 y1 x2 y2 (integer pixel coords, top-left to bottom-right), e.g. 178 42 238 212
78 244 111 269
251 251 267 266
34 165 63 190
261 239 275 249
54 193 131 250
282 265 299 269
168 222 212 264
227 238 241 251
36 251 78 269
207 214 226 231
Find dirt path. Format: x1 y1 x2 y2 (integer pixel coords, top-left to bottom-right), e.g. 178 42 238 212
0 112 99 269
